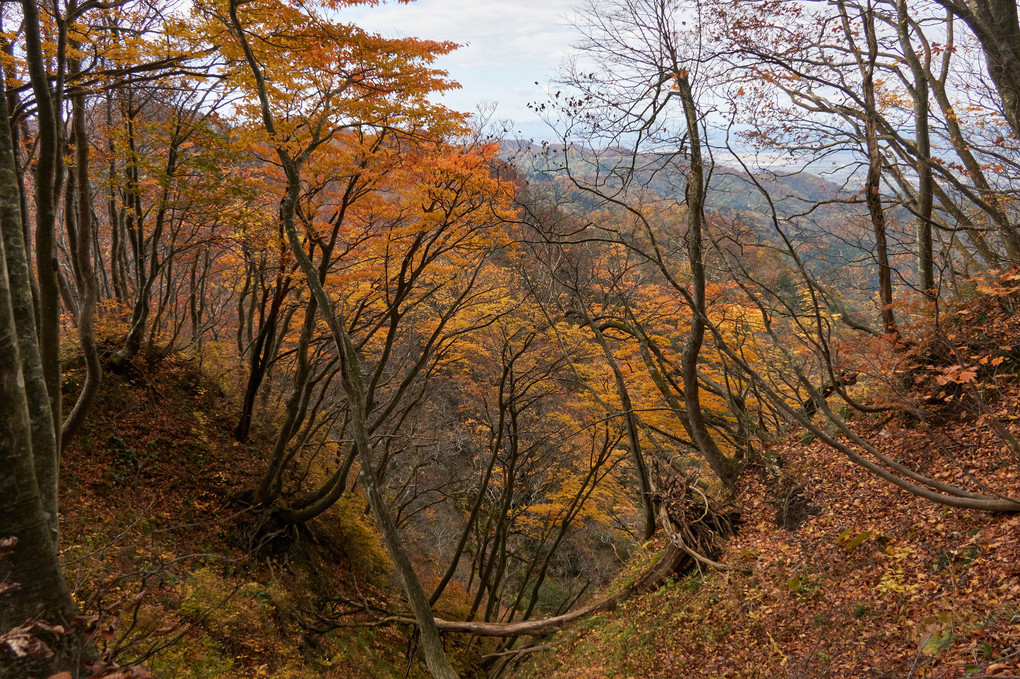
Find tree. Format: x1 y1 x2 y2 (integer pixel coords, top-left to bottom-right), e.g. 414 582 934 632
894 0 936 296
0 49 93 679
721 0 1020 280
535 0 743 488
524 0 1020 515
210 0 471 674
838 0 898 334
933 0 1020 140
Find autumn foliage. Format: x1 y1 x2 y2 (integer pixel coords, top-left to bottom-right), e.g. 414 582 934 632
2 0 1020 678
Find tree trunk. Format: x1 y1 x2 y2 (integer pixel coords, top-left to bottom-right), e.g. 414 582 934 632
0 48 59 544
0 106 93 679
257 297 318 503
933 0 1020 140
21 0 64 534
841 1 898 334
226 4 460 675
234 274 288 442
0 280 89 677
896 0 935 296
862 8 897 334
582 310 656 539
61 59 102 449
676 73 740 487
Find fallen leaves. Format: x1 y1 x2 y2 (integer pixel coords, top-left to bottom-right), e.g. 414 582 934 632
0 620 67 659
516 289 1020 677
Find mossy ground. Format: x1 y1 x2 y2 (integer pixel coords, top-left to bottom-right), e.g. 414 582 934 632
60 348 427 678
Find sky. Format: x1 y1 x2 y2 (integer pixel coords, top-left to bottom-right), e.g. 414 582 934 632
344 0 583 141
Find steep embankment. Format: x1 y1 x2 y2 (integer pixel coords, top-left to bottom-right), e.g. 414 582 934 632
58 282 1020 678
59 349 436 678
519 289 1020 678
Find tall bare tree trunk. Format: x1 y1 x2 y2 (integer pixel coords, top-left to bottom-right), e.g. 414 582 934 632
896 0 935 296
841 0 898 334
22 0 64 536
62 57 102 448
0 52 93 679
0 43 58 545
676 73 739 486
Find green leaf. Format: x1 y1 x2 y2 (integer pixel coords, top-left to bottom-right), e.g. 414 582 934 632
845 530 873 549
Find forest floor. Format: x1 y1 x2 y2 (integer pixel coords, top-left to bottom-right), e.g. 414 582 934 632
59 345 441 678
58 283 1020 678
517 288 1020 678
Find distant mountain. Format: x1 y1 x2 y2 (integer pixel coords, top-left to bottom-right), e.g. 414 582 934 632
501 139 910 293
501 139 866 224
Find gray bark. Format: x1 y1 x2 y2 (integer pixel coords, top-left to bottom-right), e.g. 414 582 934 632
934 0 1020 140
0 107 92 679
21 0 63 537
839 1 897 334
61 60 102 449
675 73 739 487
0 52 58 543
896 0 935 295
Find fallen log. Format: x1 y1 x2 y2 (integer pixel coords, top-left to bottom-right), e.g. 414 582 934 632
381 475 740 639
405 542 691 637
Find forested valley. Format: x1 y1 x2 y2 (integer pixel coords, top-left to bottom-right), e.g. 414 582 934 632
2 0 1020 677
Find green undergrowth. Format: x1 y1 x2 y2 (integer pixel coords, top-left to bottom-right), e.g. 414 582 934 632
60 351 428 678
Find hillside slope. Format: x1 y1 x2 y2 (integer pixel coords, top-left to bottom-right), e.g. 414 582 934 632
58 351 444 678
517 289 1020 678
56 285 1020 679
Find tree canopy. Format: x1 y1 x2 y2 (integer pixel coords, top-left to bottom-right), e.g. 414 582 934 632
1 1 1020 677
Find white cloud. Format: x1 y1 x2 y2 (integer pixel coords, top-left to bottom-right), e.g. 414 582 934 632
344 0 582 128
